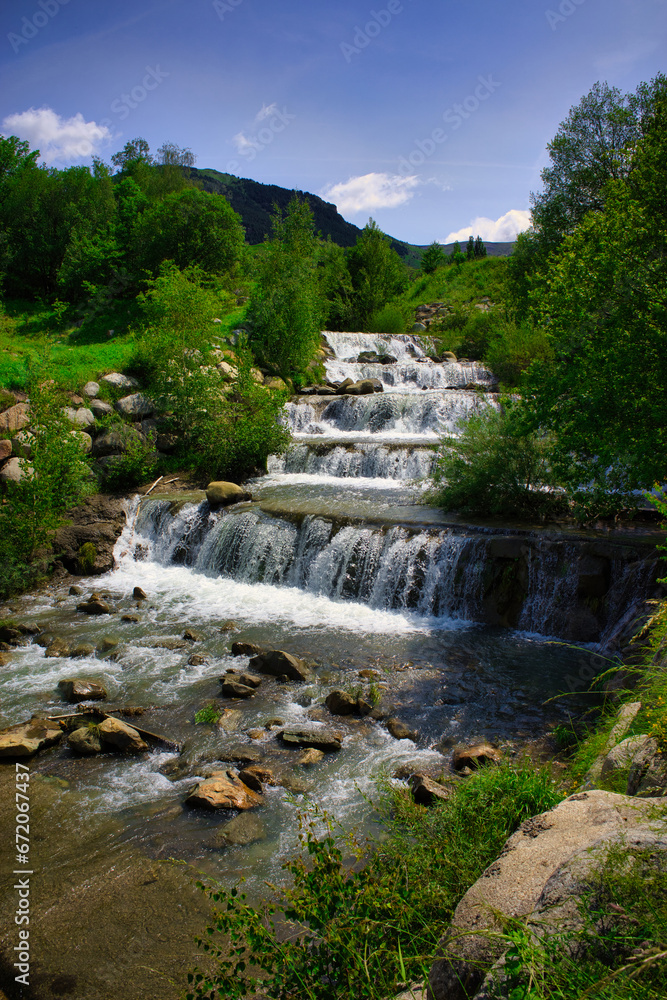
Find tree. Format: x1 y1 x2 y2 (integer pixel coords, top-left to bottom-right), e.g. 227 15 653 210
316 237 354 330
525 89 667 511
130 188 245 277
465 235 475 260
247 196 324 377
421 241 445 274
474 235 487 258
449 240 465 265
347 219 407 328
156 142 196 168
111 138 153 172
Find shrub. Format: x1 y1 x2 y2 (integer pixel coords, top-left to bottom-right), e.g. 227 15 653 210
367 304 408 334
194 703 222 725
99 425 158 491
77 542 97 573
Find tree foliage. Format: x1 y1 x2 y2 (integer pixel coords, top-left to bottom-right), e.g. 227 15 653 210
347 218 408 328
421 240 446 274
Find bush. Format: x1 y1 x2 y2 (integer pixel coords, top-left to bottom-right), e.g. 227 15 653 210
367 304 408 334
431 404 567 519
187 763 561 1000
99 424 158 491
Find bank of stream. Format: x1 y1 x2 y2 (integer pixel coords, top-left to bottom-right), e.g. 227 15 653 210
0 332 663 1000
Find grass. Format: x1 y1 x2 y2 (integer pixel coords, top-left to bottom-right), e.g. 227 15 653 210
403 257 509 312
187 761 562 1000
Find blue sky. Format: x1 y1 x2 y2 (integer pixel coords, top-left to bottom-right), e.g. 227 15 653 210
1 0 665 244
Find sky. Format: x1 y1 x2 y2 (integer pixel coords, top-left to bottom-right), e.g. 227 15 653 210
0 0 665 245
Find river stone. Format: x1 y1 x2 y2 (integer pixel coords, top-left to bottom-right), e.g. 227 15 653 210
0 652 10 666
82 381 100 398
298 748 325 767
0 717 63 757
98 717 148 753
279 727 342 752
0 402 30 433
231 641 263 656
209 812 267 848
101 372 139 390
97 637 119 653
115 392 154 419
215 745 263 765
237 768 264 793
151 638 189 650
92 429 133 457
58 679 108 703
452 742 501 770
410 774 453 807
206 481 252 506
133 586 147 599
68 726 103 755
386 717 419 742
326 689 358 715
222 679 256 699
77 598 112 615
182 628 202 642
427 790 667 1000
188 653 208 666
45 637 71 658
238 672 262 689
186 769 263 810
121 614 140 623
249 649 311 682
70 643 95 659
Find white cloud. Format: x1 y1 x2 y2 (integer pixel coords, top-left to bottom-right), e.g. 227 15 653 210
445 209 531 243
320 172 420 214
1 107 113 165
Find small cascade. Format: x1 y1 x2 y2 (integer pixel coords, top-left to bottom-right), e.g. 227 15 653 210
267 443 436 480
325 359 496 392
323 330 435 360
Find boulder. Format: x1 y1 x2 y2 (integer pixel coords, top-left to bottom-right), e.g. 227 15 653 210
182 628 202 642
264 376 287 390
221 679 256 699
151 638 189 650
187 654 208 666
326 689 358 715
92 430 127 457
69 407 96 429
101 372 139 390
249 649 311 682
599 734 651 785
121 614 140 623
67 726 103 755
82 381 100 398
279 727 342 752
0 438 11 462
626 737 667 797
298 748 325 767
452 743 501 770
58 679 108 702
335 378 355 395
133 586 147 600
441 351 457 361
427 791 666 1000
239 672 262 689
71 430 93 454
115 393 154 419
0 717 63 757
77 599 112 615
410 774 452 806
12 429 35 458
45 637 71 658
231 641 263 656
70 643 95 659
206 481 252 506
217 361 238 380
185 769 263 810
208 812 266 848
237 768 264 793
386 717 419 742
98 717 148 753
346 379 379 396
0 456 31 483
0 402 30 433
89 399 114 418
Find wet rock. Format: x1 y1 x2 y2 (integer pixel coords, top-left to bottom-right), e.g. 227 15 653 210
67 726 103 755
216 709 243 732
216 746 263 765
249 649 311 682
97 637 119 653
357 697 373 716
188 653 208 666
410 774 453 806
98 717 148 753
208 812 267 848
298 748 324 767
100 372 139 390
326 689 358 715
77 599 112 615
54 494 126 575
121 614 140 623
386 717 418 742
69 585 83 596
247 729 266 740
0 652 10 667
151 638 190 650
0 624 27 644
206 481 252 506
280 728 342 752
0 717 63 757
264 717 285 730
133 586 147 600
186 769 263 810
231 640 263 656
346 379 381 395
280 773 312 794
45 637 71 658
239 672 262 689
182 628 202 642
335 378 355 394
452 743 502 771
58 679 108 703
219 620 237 632
243 764 278 785
359 669 380 680
222 679 256 699
237 768 264 793
70 643 95 659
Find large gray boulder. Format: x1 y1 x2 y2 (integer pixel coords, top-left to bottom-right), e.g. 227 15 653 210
0 402 30 433
206 481 252 506
0 456 31 483
249 649 311 682
115 393 154 419
427 790 666 1000
101 372 139 390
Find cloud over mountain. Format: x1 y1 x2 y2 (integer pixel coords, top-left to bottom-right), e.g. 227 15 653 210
320 173 419 215
1 107 113 165
445 209 531 243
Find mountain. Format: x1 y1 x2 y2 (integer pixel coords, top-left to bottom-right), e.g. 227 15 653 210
190 168 515 264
